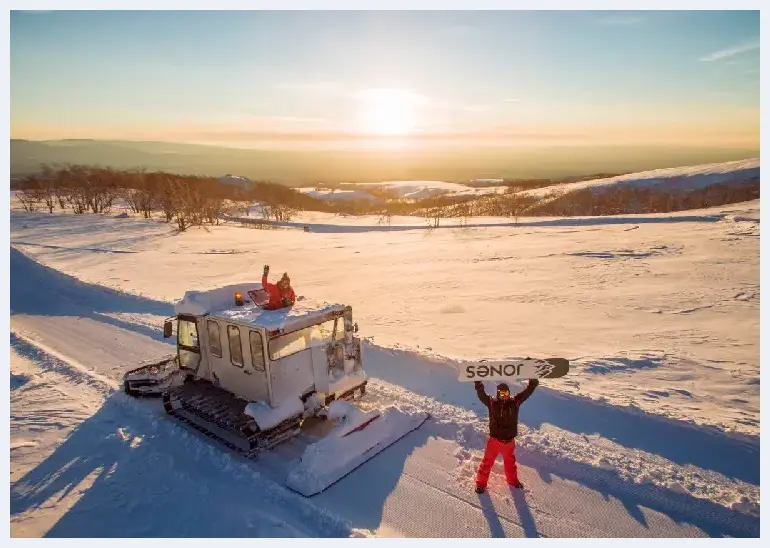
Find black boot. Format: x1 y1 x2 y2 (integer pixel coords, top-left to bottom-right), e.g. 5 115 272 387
475 486 485 494
511 481 524 489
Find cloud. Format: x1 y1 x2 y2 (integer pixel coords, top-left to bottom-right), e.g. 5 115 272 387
502 97 521 103
699 38 759 62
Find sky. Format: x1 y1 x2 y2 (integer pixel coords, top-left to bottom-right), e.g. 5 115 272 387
10 10 760 155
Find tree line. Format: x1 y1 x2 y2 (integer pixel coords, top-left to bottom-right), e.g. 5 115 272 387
13 164 330 231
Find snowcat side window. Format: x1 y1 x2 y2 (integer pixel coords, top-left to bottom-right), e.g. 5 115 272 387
227 325 244 367
207 320 222 358
249 331 265 372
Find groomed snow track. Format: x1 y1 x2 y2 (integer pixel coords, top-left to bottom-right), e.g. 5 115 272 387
9 245 760 538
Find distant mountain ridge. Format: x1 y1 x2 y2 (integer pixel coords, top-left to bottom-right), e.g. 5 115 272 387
10 138 759 185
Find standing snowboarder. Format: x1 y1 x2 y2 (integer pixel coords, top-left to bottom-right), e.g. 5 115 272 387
262 264 296 310
473 379 538 493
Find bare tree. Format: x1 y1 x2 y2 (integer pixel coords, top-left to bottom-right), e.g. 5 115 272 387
16 188 39 212
424 206 444 229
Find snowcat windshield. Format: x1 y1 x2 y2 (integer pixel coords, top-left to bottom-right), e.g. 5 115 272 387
268 318 341 360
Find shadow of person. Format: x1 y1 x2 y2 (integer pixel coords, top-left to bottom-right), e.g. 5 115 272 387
510 487 539 538
477 493 506 538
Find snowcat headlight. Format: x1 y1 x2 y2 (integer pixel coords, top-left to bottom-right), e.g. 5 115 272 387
234 291 244 306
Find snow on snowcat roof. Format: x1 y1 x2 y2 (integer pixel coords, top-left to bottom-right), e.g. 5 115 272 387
174 282 348 332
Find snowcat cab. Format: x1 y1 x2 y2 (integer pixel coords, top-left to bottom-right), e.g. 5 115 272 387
122 282 428 496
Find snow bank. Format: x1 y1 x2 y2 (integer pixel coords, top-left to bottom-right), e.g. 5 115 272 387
244 398 305 429
285 404 428 496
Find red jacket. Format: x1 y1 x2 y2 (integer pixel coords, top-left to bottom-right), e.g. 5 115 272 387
262 275 296 310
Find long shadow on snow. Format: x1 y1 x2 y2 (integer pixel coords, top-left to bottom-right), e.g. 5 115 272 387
365 345 759 486
423 408 758 537
509 489 539 538
11 241 139 254
298 427 432 536
10 246 174 342
11 210 171 251
10 396 354 537
479 495 507 538
9 337 354 538
515 444 759 537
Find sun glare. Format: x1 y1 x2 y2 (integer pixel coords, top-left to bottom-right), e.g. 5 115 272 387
360 89 419 136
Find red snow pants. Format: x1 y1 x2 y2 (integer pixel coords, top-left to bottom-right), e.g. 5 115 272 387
475 437 518 488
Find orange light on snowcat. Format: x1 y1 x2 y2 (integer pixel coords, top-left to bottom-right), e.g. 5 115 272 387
234 291 244 306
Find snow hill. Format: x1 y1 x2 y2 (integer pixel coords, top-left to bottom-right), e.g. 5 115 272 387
297 188 385 204
8 197 760 538
521 158 760 198
342 180 472 199
296 159 757 206
295 182 506 204
338 180 508 200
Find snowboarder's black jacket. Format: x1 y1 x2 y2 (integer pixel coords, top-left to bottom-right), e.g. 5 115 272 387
475 380 538 441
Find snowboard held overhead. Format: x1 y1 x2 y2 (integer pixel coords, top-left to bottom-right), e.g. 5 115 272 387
458 357 569 382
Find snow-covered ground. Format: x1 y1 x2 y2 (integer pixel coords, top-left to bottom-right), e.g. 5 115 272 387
342 180 472 199
297 158 759 205
297 188 386 204
339 180 507 200
296 181 507 203
8 196 760 537
521 158 759 198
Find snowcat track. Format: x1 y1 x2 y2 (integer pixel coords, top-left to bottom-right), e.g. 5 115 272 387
162 380 302 458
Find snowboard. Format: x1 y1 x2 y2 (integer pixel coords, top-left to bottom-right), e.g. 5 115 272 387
458 357 569 382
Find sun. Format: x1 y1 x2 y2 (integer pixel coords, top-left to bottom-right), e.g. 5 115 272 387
360 88 419 136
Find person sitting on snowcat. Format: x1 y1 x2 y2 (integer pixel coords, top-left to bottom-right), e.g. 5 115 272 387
262 264 296 310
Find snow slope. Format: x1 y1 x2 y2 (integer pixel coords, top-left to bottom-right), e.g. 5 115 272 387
341 180 483 199
297 188 385 204
10 203 758 436
522 158 759 198
8 199 760 537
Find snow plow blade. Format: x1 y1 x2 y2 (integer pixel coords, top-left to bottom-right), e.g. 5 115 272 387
285 400 429 497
